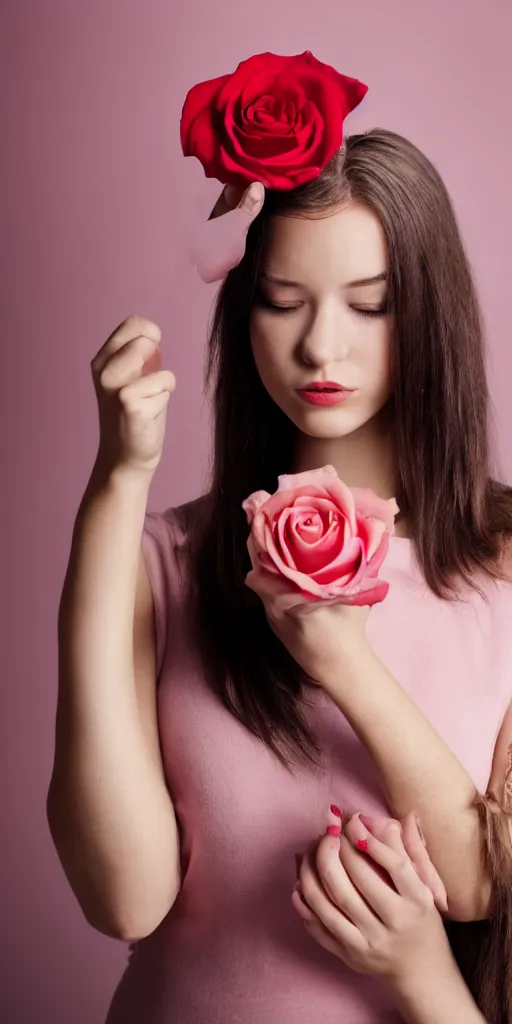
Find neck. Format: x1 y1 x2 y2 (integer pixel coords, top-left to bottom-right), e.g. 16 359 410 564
290 402 410 539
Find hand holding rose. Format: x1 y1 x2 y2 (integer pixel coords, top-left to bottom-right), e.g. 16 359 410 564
242 466 398 684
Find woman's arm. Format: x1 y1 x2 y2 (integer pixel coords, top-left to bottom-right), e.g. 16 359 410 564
47 463 181 940
388 964 487 1024
320 643 490 921
244 560 509 922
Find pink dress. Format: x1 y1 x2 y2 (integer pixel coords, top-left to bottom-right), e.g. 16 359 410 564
105 495 512 1023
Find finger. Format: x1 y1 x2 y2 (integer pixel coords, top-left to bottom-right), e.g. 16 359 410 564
91 316 161 375
314 832 382 938
118 369 176 402
244 566 296 599
191 182 265 283
298 842 376 949
343 816 433 909
295 897 361 961
292 883 357 959
208 183 245 220
244 564 316 613
119 387 171 420
346 813 405 857
357 812 448 913
208 181 264 221
337 831 405 927
96 336 161 392
400 811 448 913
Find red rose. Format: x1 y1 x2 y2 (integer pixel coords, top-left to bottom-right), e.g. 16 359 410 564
180 51 367 191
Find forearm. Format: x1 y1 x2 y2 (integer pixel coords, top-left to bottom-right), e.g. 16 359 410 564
48 462 180 939
322 645 490 920
388 961 487 1024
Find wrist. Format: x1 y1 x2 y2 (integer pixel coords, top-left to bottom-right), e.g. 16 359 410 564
90 456 155 495
386 958 485 1024
320 633 377 689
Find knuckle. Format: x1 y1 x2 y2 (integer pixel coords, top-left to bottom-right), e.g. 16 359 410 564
393 854 410 876
126 315 161 340
123 314 140 329
417 886 435 911
98 366 114 392
383 820 403 838
118 385 138 411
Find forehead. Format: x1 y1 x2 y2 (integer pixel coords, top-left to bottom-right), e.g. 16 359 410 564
261 202 388 287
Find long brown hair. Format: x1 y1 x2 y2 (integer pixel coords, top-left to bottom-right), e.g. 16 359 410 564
186 127 512 771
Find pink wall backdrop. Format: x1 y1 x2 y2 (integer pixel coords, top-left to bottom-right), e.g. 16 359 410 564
2 1 511 1020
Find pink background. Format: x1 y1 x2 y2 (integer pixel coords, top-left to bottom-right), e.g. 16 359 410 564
2 1 511 1021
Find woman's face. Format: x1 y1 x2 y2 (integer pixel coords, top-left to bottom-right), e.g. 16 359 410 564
249 201 393 440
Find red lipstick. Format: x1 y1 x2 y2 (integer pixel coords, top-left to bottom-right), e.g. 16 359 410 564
297 381 356 406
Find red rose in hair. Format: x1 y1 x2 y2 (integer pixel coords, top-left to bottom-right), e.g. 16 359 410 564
180 51 368 191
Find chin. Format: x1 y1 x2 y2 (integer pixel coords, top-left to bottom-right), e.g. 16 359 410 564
290 407 371 439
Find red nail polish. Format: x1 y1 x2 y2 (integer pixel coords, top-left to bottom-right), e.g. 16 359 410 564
330 804 343 819
357 839 368 851
326 824 341 837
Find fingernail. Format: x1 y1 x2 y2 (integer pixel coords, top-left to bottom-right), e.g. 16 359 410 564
326 824 341 837
243 182 264 210
330 804 343 819
357 839 369 851
350 813 370 842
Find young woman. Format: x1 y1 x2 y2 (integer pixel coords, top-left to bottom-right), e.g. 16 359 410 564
48 54 512 1024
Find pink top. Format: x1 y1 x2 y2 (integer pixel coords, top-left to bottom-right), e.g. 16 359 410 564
105 495 512 1024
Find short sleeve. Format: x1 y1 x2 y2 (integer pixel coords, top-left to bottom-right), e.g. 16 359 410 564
141 507 186 681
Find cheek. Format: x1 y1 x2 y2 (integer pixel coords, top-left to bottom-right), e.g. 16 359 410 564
250 318 289 389
363 323 392 395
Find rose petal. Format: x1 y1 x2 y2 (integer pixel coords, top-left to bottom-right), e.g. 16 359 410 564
311 536 363 585
351 487 399 535
280 502 347 574
337 577 390 606
242 489 272 526
365 533 391 578
357 515 386 563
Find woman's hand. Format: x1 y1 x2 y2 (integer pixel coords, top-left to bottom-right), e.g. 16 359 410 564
188 181 265 282
245 563 372 686
293 810 450 987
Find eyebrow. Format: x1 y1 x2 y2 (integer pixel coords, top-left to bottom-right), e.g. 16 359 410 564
260 271 388 289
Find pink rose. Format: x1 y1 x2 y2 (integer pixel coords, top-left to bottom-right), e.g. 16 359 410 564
242 465 399 607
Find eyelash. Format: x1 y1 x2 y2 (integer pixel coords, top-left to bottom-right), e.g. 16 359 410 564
257 298 388 319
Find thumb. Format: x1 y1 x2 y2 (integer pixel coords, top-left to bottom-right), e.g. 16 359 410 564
188 181 265 284
235 181 265 219
401 810 449 913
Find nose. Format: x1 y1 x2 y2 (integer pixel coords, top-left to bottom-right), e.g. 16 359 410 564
298 302 352 367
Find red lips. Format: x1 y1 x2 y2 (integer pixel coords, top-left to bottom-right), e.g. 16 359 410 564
300 380 352 391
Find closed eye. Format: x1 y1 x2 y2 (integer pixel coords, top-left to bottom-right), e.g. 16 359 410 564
256 298 301 315
256 297 388 319
353 306 388 319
